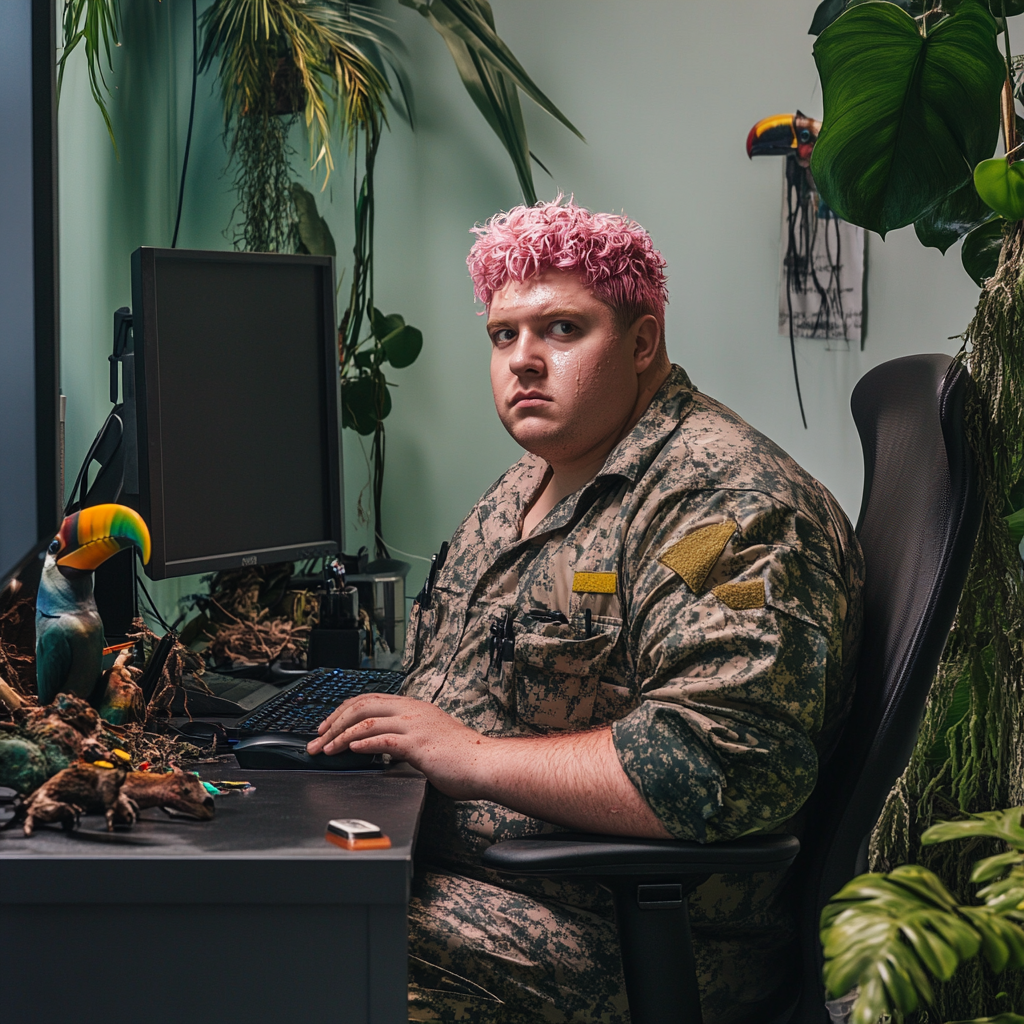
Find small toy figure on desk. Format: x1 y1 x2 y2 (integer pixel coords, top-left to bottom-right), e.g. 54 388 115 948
35 504 150 715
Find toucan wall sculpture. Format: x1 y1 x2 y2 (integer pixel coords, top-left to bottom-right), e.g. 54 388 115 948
35 503 151 709
747 111 864 428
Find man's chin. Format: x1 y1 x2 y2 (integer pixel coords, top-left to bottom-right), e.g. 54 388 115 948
504 418 565 458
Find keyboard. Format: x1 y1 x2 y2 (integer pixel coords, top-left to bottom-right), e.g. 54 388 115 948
235 667 405 738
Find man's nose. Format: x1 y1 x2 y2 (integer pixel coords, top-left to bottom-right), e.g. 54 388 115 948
508 330 546 376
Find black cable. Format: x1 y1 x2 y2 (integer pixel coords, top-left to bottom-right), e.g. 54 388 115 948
135 560 172 633
170 0 198 249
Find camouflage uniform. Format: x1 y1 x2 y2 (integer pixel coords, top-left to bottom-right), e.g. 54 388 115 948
402 365 864 1023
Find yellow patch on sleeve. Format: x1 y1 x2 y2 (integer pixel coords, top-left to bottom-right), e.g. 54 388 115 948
712 579 765 610
659 521 737 592
572 571 617 594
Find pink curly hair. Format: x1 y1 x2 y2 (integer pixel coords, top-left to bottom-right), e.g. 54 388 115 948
466 196 669 341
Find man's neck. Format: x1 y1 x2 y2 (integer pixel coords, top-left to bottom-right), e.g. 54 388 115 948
521 360 672 538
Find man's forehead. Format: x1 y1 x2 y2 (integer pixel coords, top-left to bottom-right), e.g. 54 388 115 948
488 270 607 319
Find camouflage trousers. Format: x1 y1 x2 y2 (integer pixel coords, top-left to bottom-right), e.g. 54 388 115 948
407 867 629 1023
406 867 796 1024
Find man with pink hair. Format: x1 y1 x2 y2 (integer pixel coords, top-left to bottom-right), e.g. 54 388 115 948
310 197 863 1022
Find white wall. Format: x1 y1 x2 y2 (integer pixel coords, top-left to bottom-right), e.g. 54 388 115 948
57 0 989 612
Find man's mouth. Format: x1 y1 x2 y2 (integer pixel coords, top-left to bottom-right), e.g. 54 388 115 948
510 391 552 408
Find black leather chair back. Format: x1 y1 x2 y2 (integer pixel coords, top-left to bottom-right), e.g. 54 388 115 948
792 353 982 1022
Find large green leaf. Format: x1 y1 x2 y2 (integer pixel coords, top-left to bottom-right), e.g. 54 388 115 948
811 1 1004 236
915 176 993 252
962 217 1007 284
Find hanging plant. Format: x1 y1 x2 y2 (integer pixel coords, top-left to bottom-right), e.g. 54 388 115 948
198 0 392 252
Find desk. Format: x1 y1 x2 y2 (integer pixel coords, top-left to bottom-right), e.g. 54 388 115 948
0 762 427 1024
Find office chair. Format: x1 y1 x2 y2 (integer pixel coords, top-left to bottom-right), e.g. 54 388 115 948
482 354 982 1024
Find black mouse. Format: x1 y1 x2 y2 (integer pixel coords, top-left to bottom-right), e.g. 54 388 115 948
232 732 384 772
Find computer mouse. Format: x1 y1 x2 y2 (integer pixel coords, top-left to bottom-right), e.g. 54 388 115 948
232 732 384 772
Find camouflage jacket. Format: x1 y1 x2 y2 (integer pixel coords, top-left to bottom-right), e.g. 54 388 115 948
403 364 864 851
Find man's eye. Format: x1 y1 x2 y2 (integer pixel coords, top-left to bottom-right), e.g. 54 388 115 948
550 321 575 337
492 329 515 344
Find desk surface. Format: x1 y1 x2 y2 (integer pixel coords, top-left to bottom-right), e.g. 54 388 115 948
0 761 428 906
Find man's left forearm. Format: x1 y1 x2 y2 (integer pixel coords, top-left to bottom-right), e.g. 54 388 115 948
471 727 671 838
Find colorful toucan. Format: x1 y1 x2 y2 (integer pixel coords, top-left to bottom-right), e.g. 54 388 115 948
746 111 821 168
35 504 151 706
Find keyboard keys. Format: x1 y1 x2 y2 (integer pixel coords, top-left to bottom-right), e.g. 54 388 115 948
236 668 404 737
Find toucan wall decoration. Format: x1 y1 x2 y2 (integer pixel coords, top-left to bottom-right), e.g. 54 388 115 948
747 111 865 428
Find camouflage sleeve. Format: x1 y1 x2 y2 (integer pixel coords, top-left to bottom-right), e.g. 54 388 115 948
610 488 850 843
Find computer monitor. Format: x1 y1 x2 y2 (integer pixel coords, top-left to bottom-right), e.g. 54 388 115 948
0 0 60 591
129 247 343 580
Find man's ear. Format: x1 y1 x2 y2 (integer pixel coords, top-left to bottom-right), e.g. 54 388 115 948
631 314 662 373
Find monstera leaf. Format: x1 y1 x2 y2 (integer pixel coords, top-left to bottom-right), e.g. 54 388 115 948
822 866 980 1024
821 863 1024 1024
811 1 1004 236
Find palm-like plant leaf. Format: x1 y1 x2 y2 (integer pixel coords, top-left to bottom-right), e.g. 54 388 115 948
399 0 583 203
922 807 1024 851
58 0 123 155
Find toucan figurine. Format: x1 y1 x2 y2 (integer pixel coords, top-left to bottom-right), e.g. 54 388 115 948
35 504 151 707
746 111 821 168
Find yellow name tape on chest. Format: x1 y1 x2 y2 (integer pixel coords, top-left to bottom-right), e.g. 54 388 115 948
572 571 617 594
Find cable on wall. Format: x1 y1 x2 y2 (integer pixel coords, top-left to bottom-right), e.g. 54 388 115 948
170 0 198 249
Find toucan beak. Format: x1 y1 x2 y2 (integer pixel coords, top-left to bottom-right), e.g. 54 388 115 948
747 113 799 159
51 504 151 571
747 112 821 163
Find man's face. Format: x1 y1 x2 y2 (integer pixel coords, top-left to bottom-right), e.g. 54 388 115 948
487 269 644 467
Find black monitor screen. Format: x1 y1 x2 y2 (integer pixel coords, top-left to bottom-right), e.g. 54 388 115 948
132 249 341 579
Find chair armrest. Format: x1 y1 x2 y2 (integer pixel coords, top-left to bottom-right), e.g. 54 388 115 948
481 832 800 878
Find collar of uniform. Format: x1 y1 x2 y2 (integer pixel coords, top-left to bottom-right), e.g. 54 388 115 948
471 365 694 552
595 364 695 484
468 451 550 559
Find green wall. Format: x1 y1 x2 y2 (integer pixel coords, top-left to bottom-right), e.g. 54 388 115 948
58 0 989 622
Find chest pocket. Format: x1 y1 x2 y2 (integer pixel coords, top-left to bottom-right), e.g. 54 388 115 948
512 618 621 733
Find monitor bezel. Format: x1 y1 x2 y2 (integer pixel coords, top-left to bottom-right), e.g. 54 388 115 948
131 247 343 580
